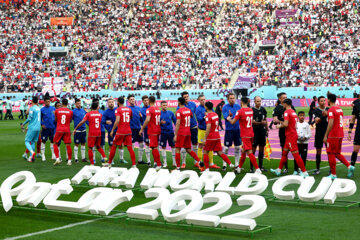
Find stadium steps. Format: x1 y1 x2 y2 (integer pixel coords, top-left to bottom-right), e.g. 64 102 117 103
228 68 240 89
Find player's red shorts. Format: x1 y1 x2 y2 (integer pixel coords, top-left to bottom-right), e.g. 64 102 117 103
284 136 298 152
204 139 222 152
149 134 159 148
54 132 71 144
326 138 342 154
242 137 253 151
175 135 191 149
113 134 132 146
88 136 102 148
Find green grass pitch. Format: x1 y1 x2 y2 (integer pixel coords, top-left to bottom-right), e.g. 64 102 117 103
0 109 359 240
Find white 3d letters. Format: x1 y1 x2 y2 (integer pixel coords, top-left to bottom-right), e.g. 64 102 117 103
191 171 222 193
297 177 332 202
323 178 357 204
215 172 236 195
272 175 304 200
235 173 268 195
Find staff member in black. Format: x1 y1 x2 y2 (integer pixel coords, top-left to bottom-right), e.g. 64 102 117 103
250 96 268 172
309 96 317 125
312 96 329 175
215 100 225 131
273 92 296 173
348 94 360 167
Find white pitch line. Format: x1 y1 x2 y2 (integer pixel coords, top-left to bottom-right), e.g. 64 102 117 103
3 213 126 240
267 163 342 182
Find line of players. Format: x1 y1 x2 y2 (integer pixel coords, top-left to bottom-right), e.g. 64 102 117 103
20 91 356 178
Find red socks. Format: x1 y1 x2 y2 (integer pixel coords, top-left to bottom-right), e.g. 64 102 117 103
239 152 246 168
88 149 94 165
66 145 72 160
54 144 59 158
152 148 161 166
335 153 350 168
203 154 209 169
328 153 337 175
279 151 288 169
249 153 259 169
37 140 41 154
97 147 106 158
127 146 136 165
221 154 232 165
293 152 306 172
176 153 181 168
189 151 200 162
108 145 117 165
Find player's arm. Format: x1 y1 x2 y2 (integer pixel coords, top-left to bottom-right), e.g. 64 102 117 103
110 115 120 138
139 115 151 135
323 118 334 143
171 112 176 126
22 109 33 128
276 120 288 129
226 111 239 125
73 118 87 135
174 118 180 140
204 123 211 140
222 105 229 120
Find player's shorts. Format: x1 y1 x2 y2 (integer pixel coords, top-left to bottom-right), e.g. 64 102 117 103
88 136 102 148
41 128 54 142
284 135 298 152
149 134 160 148
160 132 175 148
279 129 286 148
204 139 222 152
101 131 106 146
327 138 342 154
354 130 360 146
314 131 326 149
131 128 144 143
144 129 149 144
191 128 198 145
108 132 114 146
198 129 206 144
54 132 71 144
242 137 254 151
25 130 40 143
74 131 86 145
113 134 132 146
224 129 241 147
253 131 266 147
175 135 192 149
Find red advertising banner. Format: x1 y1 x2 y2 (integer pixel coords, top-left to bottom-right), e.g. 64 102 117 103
50 17 74 26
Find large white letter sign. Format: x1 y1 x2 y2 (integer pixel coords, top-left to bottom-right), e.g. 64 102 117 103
0 171 36 212
71 165 100 184
191 171 222 193
215 172 236 195
186 192 232 227
89 189 133 216
109 167 139 188
161 190 203 222
272 175 304 200
140 169 178 189
297 177 332 202
323 178 357 204
16 182 52 207
170 170 199 191
127 188 170 220
235 173 268 195
220 195 267 230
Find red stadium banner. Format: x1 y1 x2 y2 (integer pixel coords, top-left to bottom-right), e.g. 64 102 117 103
50 17 74 26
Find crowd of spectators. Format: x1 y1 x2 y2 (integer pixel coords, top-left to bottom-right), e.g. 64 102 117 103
1 0 360 94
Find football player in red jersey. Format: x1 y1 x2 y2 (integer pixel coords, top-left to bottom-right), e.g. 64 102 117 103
139 96 162 169
173 97 201 171
73 102 107 166
203 101 233 171
227 97 261 174
323 93 355 179
109 97 136 167
270 99 309 177
53 99 73 166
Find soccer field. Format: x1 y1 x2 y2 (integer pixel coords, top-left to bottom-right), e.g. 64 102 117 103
0 111 359 240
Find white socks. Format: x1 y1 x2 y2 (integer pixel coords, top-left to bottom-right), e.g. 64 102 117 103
181 148 187 165
145 145 151 163
41 142 46 160
50 143 55 159
234 146 240 167
81 145 86 160
192 145 198 164
161 149 167 165
119 148 124 161
74 146 78 160
171 148 176 166
138 143 144 162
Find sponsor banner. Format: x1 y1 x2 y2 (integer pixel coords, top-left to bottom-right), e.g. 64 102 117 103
280 21 300 25
261 40 276 45
50 47 66 52
50 17 74 26
248 98 357 108
275 9 298 18
134 100 223 108
233 73 256 89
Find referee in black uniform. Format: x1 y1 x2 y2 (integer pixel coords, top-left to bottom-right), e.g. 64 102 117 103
312 96 329 175
348 95 360 167
250 96 268 172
